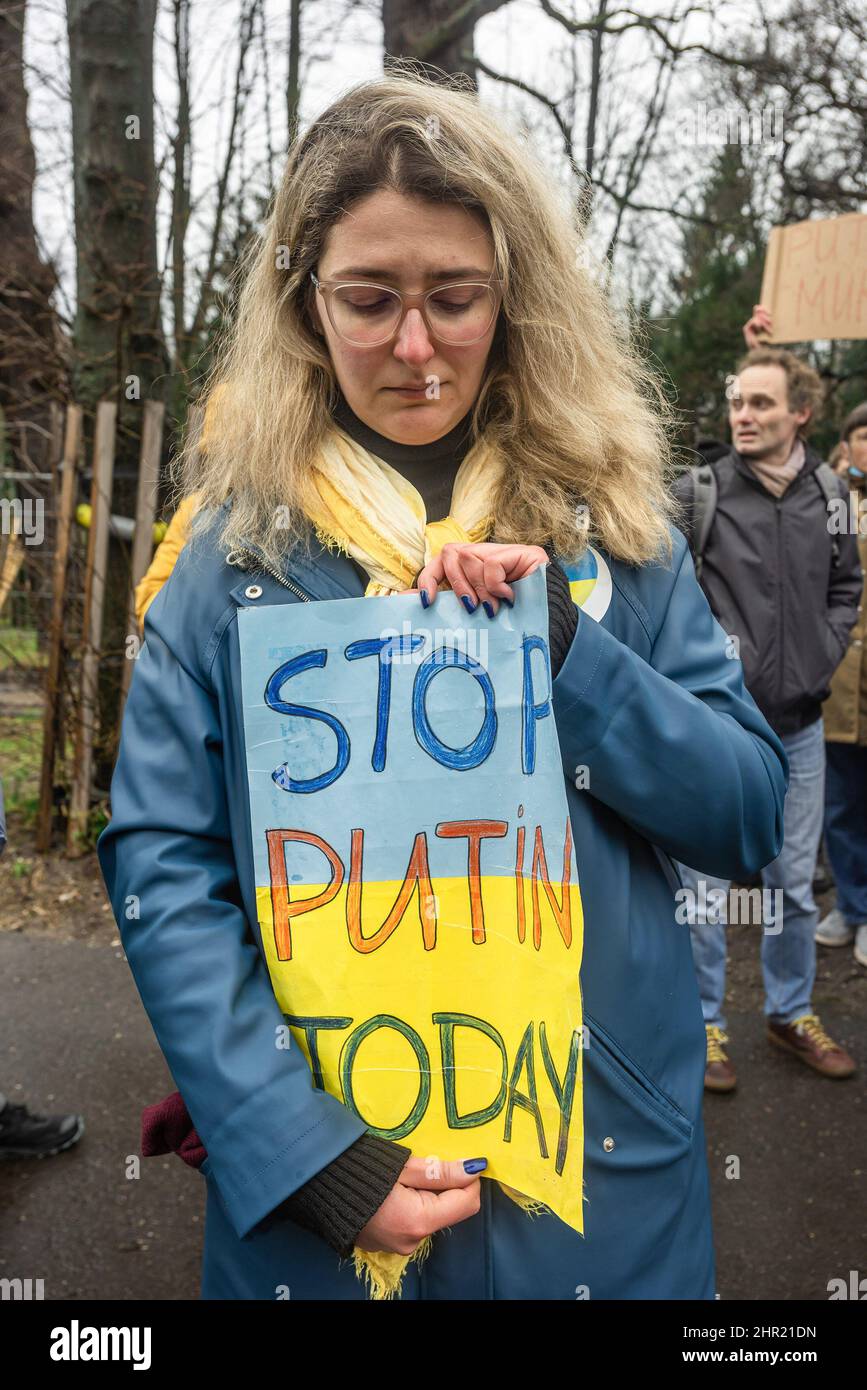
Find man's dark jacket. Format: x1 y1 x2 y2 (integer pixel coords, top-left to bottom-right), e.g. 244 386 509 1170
673 443 863 738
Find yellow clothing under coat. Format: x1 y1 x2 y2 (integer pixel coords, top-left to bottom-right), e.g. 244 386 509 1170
823 494 867 745
134 493 201 630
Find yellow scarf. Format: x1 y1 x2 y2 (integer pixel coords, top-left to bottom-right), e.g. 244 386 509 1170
304 425 504 594
302 424 549 1298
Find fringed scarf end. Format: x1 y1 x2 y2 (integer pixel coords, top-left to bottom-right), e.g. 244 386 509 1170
312 523 351 558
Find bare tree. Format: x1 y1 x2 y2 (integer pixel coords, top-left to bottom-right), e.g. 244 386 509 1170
288 0 301 145
0 0 67 468
474 2 706 264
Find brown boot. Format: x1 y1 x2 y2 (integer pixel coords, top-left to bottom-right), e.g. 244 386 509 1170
767 1013 856 1078
704 1025 737 1092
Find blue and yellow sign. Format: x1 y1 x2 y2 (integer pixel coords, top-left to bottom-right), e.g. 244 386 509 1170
237 568 585 1234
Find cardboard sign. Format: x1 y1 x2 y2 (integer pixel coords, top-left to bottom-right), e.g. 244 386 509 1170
760 213 867 342
238 568 585 1235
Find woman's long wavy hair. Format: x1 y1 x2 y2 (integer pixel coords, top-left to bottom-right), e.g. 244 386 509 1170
176 64 676 570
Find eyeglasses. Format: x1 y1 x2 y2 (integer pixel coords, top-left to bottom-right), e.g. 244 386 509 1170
310 271 502 346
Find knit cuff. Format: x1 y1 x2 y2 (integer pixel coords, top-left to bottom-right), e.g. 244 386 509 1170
545 557 579 678
275 1131 412 1257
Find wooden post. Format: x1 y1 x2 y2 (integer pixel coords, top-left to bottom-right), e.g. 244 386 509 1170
0 534 24 616
67 401 116 855
36 406 82 852
120 399 164 708
48 402 64 490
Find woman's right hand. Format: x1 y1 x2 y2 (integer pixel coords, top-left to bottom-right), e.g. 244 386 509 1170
354 1155 485 1255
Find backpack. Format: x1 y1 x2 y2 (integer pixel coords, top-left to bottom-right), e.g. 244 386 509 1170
687 455 842 581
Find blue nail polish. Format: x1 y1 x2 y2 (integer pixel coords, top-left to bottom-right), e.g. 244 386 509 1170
502 597 514 608
482 600 495 618
420 588 430 608
461 595 477 613
463 1158 487 1174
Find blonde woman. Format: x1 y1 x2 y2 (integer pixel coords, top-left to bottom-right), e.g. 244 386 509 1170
97 69 787 1301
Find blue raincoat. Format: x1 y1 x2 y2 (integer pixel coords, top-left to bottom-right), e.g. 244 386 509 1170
96 510 787 1300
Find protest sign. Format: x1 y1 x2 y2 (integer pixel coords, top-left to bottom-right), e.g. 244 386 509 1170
238 567 585 1235
759 212 867 342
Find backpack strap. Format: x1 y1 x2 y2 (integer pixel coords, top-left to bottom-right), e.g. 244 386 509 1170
814 462 842 568
689 462 719 581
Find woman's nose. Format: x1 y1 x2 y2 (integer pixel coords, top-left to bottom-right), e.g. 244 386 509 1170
393 307 436 364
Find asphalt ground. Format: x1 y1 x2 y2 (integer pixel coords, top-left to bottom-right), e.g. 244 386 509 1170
0 913 864 1301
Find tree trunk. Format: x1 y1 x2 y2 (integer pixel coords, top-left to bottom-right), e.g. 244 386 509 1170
383 0 508 84
67 0 168 793
287 0 301 146
67 0 167 411
0 1 67 463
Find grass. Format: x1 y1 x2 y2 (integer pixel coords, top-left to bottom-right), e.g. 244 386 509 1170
0 625 48 673
0 710 43 824
0 626 107 845
0 625 47 827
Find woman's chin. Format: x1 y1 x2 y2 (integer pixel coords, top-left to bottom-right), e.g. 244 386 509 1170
375 395 458 444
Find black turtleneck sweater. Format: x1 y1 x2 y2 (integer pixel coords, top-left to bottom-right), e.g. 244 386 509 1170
332 389 474 528
331 390 579 671
275 391 579 1258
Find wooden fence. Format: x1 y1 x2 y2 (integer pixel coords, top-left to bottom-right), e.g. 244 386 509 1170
0 398 198 856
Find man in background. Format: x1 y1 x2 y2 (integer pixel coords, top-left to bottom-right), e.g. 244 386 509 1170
673 343 862 1091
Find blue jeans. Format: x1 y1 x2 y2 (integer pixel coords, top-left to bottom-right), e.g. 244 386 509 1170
824 741 867 925
676 718 825 1031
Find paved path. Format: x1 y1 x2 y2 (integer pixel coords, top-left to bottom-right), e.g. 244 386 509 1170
0 934 201 1300
1 927 864 1300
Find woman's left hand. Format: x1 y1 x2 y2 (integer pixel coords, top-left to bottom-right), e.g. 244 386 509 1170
414 541 550 616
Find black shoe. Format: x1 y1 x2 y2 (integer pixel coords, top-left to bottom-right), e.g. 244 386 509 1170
0 1099 85 1158
812 865 833 895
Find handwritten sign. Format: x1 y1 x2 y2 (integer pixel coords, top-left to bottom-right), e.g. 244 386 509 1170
760 213 867 342
237 568 585 1235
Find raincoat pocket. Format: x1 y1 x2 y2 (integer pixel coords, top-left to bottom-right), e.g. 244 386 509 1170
584 1010 694 1154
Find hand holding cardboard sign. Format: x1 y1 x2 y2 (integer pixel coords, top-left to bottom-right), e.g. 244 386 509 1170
416 541 550 614
355 1155 485 1256
743 304 773 349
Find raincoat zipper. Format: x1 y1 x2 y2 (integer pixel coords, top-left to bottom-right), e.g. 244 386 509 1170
226 546 312 603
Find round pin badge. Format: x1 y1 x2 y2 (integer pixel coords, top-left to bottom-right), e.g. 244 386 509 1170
561 545 613 621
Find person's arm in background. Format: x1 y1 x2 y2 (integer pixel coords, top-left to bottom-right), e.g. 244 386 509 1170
96 589 409 1250
551 528 788 880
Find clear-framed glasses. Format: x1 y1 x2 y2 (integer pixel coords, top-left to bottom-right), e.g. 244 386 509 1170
310 271 502 346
